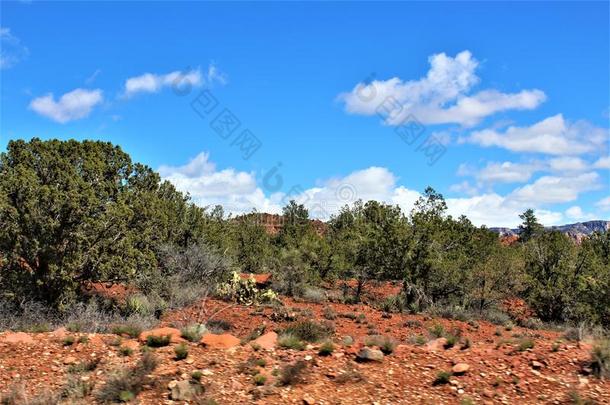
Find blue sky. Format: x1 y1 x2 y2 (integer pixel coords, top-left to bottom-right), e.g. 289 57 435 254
1 1 608 227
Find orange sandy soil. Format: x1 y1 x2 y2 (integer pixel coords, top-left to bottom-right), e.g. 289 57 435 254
1 286 608 404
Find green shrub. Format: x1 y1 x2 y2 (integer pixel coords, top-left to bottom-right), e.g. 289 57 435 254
254 358 266 367
517 338 535 351
191 370 203 381
429 323 445 338
433 371 452 385
300 287 326 303
409 334 427 346
112 324 143 339
174 343 189 360
62 336 75 346
146 334 171 348
323 306 337 320
318 341 335 356
590 339 609 378
206 319 232 334
365 335 396 354
283 320 334 342
181 324 207 342
444 334 458 349
278 334 305 350
119 346 133 357
95 352 158 403
278 361 306 386
77 335 89 344
253 373 267 386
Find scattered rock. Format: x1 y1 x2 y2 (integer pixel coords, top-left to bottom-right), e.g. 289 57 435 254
200 333 240 349
426 337 448 351
253 331 277 350
139 327 182 344
531 360 543 370
170 380 202 401
303 394 316 404
356 347 384 362
63 356 77 365
452 363 470 375
2 332 34 345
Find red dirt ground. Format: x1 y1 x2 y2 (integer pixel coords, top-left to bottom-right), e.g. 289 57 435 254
0 288 608 404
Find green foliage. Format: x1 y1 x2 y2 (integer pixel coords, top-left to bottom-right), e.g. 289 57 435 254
146 334 171 347
181 324 207 342
518 209 544 243
365 335 397 354
253 373 267 386
277 333 305 350
278 360 307 386
318 341 335 356
517 338 535 351
112 324 143 338
95 352 158 403
174 343 189 360
433 371 452 385
283 320 334 342
217 271 278 305
590 338 610 378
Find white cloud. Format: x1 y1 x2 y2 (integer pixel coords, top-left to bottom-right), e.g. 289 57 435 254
160 152 577 228
593 156 610 169
338 50 545 127
465 114 609 155
474 161 538 184
449 180 479 196
596 196 610 211
565 206 594 221
548 157 589 172
123 65 225 98
0 27 29 69
509 172 601 204
29 88 103 123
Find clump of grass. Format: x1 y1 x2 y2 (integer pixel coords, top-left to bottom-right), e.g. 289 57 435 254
517 338 535 352
433 370 452 386
174 343 189 360
111 324 142 339
191 370 203 381
278 361 306 386
28 323 52 333
444 334 458 349
551 341 561 352
95 352 158 403
278 333 305 350
504 322 514 331
340 312 357 320
283 320 334 343
61 375 93 399
318 341 335 356
365 335 397 354
206 319 232 334
494 327 503 336
323 306 337 320
408 334 426 346
181 324 206 342
404 320 423 328
62 336 75 346
250 343 261 351
253 373 267 386
146 334 171 348
590 338 609 378
67 358 100 374
460 337 471 350
254 358 266 367
77 335 89 344
119 346 134 357
355 313 366 324
429 323 445 338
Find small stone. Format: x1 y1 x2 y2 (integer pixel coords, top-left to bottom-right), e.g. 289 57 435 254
303 394 315 404
458 389 464 394
452 363 470 375
304 355 313 361
170 380 202 401
356 347 384 362
531 360 543 369
63 356 77 365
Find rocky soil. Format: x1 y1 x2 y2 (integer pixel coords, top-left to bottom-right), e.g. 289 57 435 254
0 292 608 404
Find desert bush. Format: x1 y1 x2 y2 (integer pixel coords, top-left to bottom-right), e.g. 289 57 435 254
433 371 452 385
322 306 337 320
404 320 423 328
377 294 406 313
0 384 59 405
300 287 326 303
318 341 335 356
174 343 189 360
112 323 143 338
146 334 171 347
62 336 75 346
283 320 334 342
95 352 158 402
60 375 93 399
181 324 208 342
119 346 134 356
517 338 535 351
408 334 427 346
206 319 232 333
253 373 267 386
278 360 307 386
365 335 396 354
67 358 99 374
590 339 610 379
278 333 305 350
428 323 445 338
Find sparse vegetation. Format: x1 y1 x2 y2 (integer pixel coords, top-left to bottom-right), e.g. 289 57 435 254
181 324 207 342
590 339 609 378
433 371 452 385
95 352 158 403
517 338 535 352
253 373 267 386
278 333 306 350
278 361 307 386
146 334 171 348
283 320 334 342
318 341 335 356
174 343 189 360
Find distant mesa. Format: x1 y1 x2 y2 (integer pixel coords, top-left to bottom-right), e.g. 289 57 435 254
491 220 610 243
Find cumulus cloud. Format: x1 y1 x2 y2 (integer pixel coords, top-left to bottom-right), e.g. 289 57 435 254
565 206 594 221
160 152 579 228
509 172 601 204
29 88 103 123
464 114 609 156
0 27 29 69
596 196 610 211
338 50 545 127
472 161 539 184
123 65 225 97
593 156 610 169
